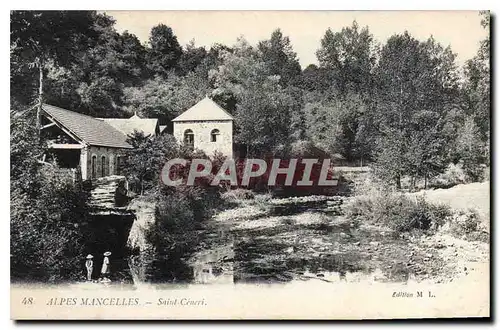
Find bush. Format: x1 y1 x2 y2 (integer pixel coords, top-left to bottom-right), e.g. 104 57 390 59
221 189 255 202
429 163 467 188
11 166 89 282
345 191 452 233
146 183 222 255
448 209 482 237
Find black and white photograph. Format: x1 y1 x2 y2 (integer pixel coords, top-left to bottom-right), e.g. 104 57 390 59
9 9 490 319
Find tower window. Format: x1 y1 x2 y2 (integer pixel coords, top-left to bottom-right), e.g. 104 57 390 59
184 129 194 146
210 129 220 142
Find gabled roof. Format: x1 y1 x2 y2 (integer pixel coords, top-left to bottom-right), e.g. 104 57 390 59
42 104 132 149
103 113 159 137
172 96 234 122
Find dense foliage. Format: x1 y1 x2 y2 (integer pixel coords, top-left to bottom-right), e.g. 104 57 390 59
11 109 90 282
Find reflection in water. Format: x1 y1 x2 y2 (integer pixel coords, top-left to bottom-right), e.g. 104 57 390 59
192 257 234 285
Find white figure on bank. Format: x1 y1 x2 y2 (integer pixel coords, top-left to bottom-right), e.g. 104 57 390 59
85 254 93 281
101 251 111 281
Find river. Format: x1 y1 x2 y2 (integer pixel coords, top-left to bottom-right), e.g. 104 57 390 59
95 195 420 288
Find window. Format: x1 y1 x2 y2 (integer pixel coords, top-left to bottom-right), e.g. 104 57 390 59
101 156 106 177
91 155 97 179
184 129 194 146
210 129 220 142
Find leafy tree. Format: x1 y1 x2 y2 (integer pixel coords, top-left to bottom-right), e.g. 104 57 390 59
463 11 490 144
258 29 302 87
455 116 485 182
146 24 182 78
301 64 333 92
177 39 208 75
316 21 376 94
123 69 210 126
305 90 370 161
123 132 179 194
211 38 300 155
372 32 459 188
120 31 149 83
10 11 96 121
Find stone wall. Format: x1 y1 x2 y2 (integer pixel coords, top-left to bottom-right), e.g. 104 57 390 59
173 120 233 158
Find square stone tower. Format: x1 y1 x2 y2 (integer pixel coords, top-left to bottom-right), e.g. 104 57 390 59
172 96 234 158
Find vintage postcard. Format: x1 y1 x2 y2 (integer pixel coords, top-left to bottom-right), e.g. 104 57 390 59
10 10 490 320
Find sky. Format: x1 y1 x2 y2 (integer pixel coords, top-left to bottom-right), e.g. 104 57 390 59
105 11 487 68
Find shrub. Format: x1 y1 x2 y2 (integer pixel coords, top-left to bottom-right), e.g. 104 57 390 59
448 209 482 237
146 183 222 255
345 191 451 233
221 188 255 202
429 163 467 188
11 166 89 282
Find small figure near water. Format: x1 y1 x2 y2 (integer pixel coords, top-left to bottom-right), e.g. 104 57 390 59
85 254 93 281
100 251 111 282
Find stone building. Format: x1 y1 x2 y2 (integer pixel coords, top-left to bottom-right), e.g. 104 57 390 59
40 104 161 180
39 97 234 181
172 97 234 158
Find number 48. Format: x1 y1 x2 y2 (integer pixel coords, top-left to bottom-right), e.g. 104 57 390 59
22 297 33 305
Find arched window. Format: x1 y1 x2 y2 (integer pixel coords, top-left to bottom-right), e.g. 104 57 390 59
101 155 106 177
210 129 220 142
91 155 97 179
116 156 121 175
184 129 194 146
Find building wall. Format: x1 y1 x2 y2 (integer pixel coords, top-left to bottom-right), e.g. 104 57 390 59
173 120 233 158
82 146 127 180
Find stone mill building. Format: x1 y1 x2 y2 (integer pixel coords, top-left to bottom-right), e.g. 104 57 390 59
172 96 234 158
38 96 234 181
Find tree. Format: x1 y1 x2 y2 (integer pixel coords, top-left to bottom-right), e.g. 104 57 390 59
211 38 300 155
177 39 208 75
455 116 485 182
123 70 210 126
123 132 179 194
301 64 333 92
146 24 182 78
258 29 302 87
463 11 490 143
305 90 370 161
316 21 376 94
12 12 147 118
372 32 459 188
10 11 96 123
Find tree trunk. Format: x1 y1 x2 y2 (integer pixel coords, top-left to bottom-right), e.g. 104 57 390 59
37 58 44 132
396 174 401 190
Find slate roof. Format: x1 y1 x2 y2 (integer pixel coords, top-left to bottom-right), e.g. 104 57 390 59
172 96 234 122
103 113 159 137
42 104 132 149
